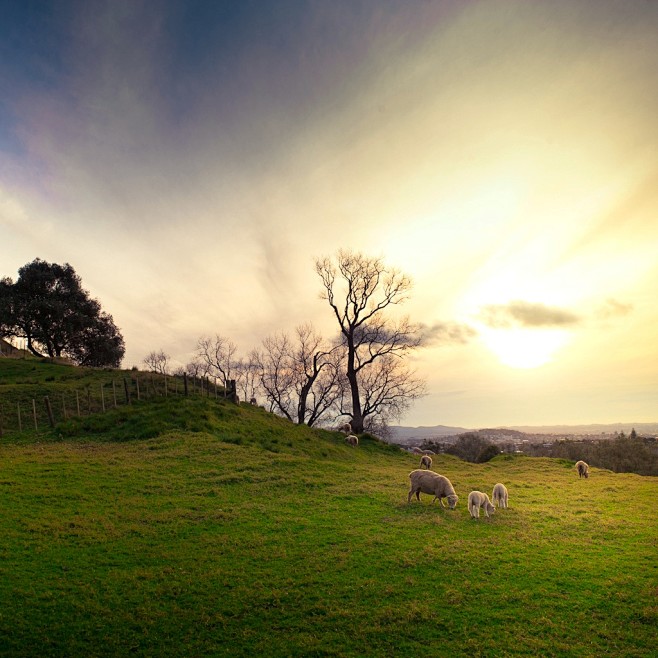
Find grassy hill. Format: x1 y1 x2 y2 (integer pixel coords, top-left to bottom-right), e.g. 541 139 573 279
0 359 656 656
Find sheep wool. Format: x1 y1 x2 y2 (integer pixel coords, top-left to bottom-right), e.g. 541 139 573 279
468 491 496 519
492 483 509 509
407 470 458 509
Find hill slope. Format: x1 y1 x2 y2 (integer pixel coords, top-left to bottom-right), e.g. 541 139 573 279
0 360 656 656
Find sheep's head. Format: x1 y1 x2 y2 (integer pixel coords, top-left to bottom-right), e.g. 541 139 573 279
486 501 496 514
447 494 458 509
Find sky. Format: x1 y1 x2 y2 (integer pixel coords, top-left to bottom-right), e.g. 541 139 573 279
2 0 657 428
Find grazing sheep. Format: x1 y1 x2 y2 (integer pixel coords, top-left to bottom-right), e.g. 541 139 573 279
419 454 432 469
576 460 589 478
468 491 496 519
344 434 359 447
492 483 509 508
339 422 352 434
407 470 458 509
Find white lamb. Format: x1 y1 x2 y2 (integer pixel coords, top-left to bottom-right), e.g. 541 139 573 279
407 470 458 509
576 460 589 478
419 455 432 469
339 422 352 434
468 491 495 519
492 483 508 509
344 434 359 447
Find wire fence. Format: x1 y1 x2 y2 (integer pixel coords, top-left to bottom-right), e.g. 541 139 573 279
0 373 236 439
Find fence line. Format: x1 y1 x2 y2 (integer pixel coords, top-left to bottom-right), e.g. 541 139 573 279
0 374 236 438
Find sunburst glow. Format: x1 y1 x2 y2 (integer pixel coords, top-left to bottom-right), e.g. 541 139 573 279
480 327 570 369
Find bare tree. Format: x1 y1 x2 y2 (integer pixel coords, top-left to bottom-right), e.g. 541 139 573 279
315 250 423 433
253 323 341 426
143 349 170 374
253 334 295 416
185 359 209 379
196 335 238 394
234 355 260 404
357 354 426 431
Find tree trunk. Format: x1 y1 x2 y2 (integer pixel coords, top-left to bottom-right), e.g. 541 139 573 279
346 343 364 433
26 336 43 357
297 381 310 425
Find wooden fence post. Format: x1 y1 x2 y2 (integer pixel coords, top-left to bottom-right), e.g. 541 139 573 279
101 384 106 412
164 373 168 397
17 403 22 432
112 380 117 408
124 378 130 405
44 396 55 427
136 377 141 401
62 393 67 419
32 399 38 430
183 373 188 396
76 390 81 416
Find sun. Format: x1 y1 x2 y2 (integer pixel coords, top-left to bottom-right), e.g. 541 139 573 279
480 327 570 369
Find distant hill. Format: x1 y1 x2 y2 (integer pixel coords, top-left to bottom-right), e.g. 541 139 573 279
389 421 658 444
388 424 470 444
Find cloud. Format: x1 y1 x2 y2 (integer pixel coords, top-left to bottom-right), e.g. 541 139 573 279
479 301 580 329
418 321 477 346
596 298 633 320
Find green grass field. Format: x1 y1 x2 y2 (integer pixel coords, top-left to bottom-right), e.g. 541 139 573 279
0 360 656 656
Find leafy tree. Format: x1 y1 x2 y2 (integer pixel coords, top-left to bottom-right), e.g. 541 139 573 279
0 259 124 367
445 433 497 463
476 444 500 463
315 249 424 433
68 311 125 367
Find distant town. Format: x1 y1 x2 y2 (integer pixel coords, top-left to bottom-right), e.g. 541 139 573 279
389 422 658 450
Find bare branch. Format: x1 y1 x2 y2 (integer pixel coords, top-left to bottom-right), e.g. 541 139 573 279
142 349 170 375
315 249 424 433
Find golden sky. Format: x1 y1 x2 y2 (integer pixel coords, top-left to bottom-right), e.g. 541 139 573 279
1 1 657 427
